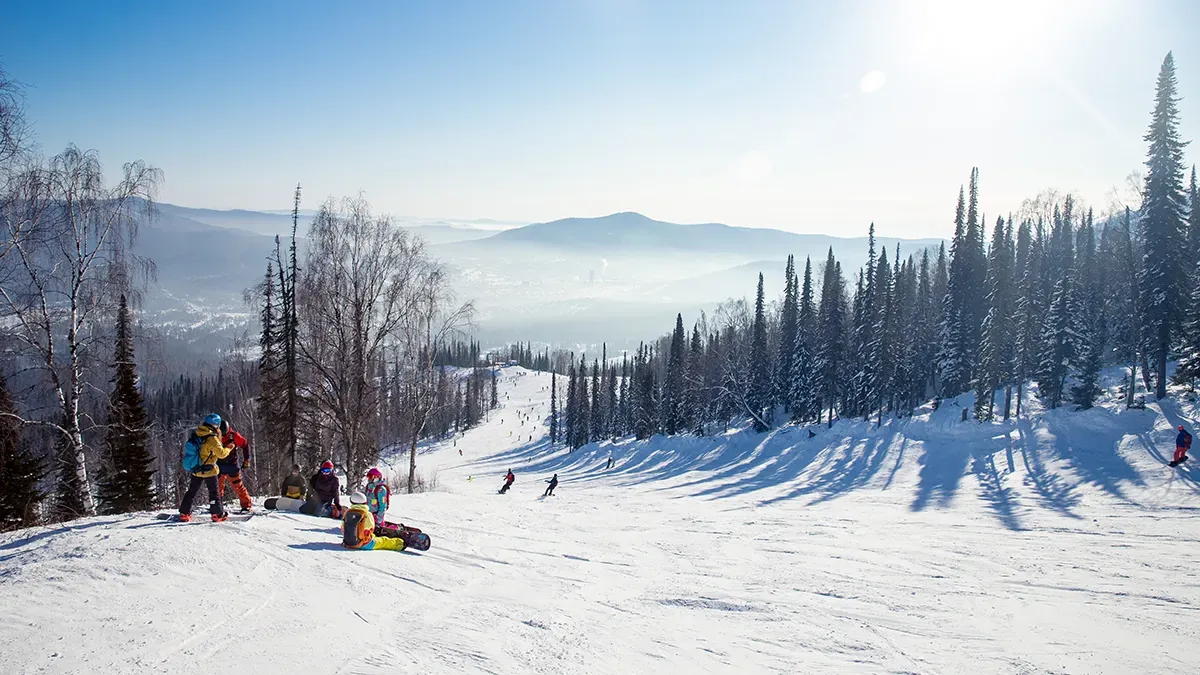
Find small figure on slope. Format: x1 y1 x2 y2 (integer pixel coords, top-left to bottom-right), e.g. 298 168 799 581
543 473 558 497
1172 425 1192 467
306 460 342 517
341 492 405 551
280 464 307 500
498 469 515 494
217 420 253 513
178 413 232 522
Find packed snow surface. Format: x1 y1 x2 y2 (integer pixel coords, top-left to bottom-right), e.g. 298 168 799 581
2 367 1199 674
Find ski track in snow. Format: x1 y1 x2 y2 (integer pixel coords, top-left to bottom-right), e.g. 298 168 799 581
1 367 1199 674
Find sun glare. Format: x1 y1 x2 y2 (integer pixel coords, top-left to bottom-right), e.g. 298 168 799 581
907 0 1079 74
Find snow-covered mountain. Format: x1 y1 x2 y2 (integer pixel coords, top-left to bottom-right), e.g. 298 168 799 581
2 367 1196 674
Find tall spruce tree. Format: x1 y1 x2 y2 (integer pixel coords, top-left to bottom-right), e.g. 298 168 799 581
565 362 578 448
590 360 603 443
97 295 155 513
975 217 1015 420
549 371 558 443
1139 52 1190 398
816 250 847 425
790 256 818 422
776 255 799 414
748 273 771 431
665 313 687 434
0 372 44 530
1071 211 1104 407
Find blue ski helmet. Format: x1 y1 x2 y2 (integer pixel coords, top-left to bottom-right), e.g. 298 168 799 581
204 413 222 428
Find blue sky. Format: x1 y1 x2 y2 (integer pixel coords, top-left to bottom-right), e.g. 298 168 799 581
3 0 1198 237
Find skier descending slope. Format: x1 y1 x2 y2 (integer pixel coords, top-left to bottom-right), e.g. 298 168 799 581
498 469 515 494
1172 425 1192 466
543 474 558 497
178 414 231 523
341 492 406 551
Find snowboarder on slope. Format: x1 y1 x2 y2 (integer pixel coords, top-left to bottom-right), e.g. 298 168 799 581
1173 425 1192 466
216 420 253 513
499 469 515 494
178 414 232 522
307 460 342 517
543 473 558 497
280 464 307 500
341 492 405 551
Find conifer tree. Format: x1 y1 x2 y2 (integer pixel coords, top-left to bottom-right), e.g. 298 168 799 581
816 250 847 425
0 372 44 531
975 217 1015 420
687 325 702 434
776 255 799 414
97 294 155 513
565 362 578 447
549 371 558 443
1140 52 1190 398
577 353 590 447
665 313 687 434
590 360 602 443
748 273 771 431
790 256 818 422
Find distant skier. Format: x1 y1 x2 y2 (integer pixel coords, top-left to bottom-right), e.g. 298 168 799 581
178 414 231 523
1172 425 1192 466
216 420 253 513
606 455 613 469
341 492 405 551
499 469 515 494
543 473 558 497
305 460 342 517
280 464 307 500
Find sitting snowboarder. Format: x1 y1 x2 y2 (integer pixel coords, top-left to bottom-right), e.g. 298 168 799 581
543 473 558 497
341 492 405 551
1172 425 1193 466
280 464 307 500
498 469 515 494
304 460 342 517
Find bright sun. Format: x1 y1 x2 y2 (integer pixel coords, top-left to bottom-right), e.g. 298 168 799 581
906 0 1080 74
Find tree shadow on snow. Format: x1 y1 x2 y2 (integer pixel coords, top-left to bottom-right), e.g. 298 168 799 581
909 440 971 513
1042 408 1143 502
1014 419 1082 518
756 424 900 507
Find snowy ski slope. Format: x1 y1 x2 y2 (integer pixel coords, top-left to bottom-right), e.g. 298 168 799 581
1 367 1198 674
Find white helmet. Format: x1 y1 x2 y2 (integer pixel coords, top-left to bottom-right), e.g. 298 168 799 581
349 491 367 505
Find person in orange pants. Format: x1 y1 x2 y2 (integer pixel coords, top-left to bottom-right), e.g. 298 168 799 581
217 420 253 512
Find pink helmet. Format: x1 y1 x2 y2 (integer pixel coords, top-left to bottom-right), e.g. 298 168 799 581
367 467 383 481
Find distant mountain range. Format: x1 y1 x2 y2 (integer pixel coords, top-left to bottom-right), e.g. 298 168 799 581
134 204 945 347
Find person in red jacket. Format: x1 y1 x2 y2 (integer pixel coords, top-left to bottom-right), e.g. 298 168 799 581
1173 425 1193 466
217 420 253 512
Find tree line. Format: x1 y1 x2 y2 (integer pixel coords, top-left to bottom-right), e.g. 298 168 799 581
553 53 1195 449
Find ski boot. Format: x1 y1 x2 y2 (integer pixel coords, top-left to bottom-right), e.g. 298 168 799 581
212 512 229 523
178 513 192 523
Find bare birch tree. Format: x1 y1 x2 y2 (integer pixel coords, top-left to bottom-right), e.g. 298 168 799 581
0 145 159 518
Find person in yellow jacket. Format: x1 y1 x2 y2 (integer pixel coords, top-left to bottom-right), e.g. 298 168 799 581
178 414 232 522
341 492 405 551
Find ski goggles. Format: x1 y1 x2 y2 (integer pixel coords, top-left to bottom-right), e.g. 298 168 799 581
320 467 333 474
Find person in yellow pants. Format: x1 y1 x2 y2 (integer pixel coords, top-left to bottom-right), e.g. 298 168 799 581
341 492 406 551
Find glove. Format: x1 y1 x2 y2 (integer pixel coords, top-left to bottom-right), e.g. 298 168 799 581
242 460 251 469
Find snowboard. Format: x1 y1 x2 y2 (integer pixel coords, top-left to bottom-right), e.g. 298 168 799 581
156 512 254 523
1169 456 1190 467
378 522 432 551
264 496 307 512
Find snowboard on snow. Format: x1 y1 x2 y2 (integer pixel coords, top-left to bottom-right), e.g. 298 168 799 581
264 497 432 551
156 512 255 523
1169 456 1190 467
377 522 432 551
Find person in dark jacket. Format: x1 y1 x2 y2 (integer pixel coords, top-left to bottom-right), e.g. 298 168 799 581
498 469 515 494
280 464 307 500
305 460 342 516
1173 425 1193 465
216 421 253 512
543 473 558 497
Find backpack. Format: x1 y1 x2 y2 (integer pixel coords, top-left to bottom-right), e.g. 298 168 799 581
342 509 372 548
182 432 203 474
